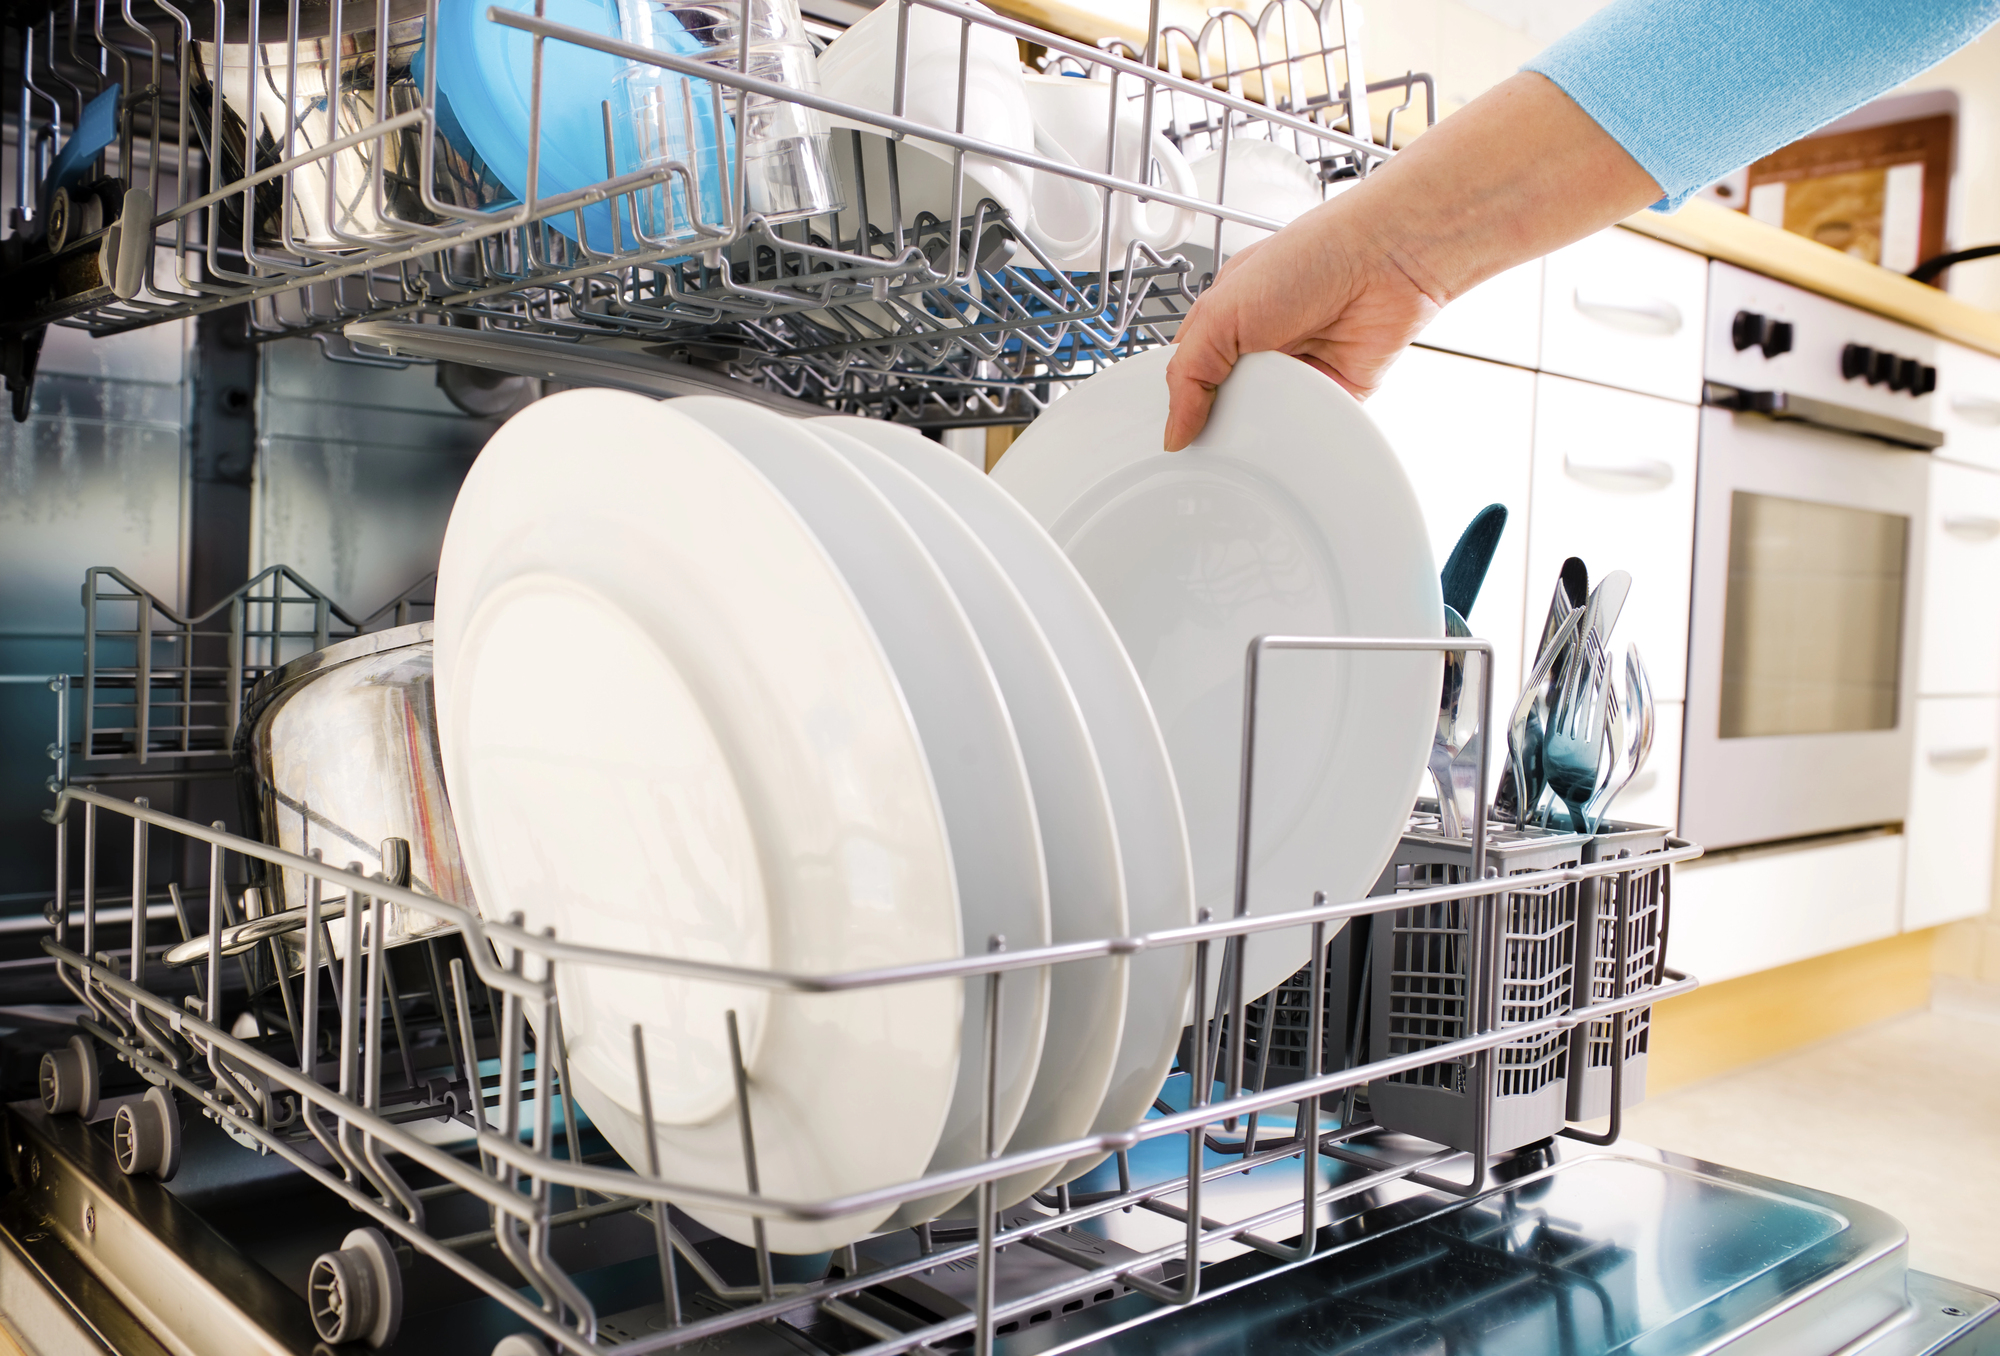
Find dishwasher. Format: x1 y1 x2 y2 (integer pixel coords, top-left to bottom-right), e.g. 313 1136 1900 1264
0 0 1995 1351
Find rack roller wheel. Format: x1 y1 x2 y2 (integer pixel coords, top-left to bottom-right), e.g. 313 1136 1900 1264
112 1086 181 1180
491 1337 549 1356
39 1035 98 1119
309 1227 403 1348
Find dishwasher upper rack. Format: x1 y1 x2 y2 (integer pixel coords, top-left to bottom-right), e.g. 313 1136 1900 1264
28 631 1700 1356
0 0 1432 422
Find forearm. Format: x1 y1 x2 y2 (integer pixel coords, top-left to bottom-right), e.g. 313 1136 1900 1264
1340 71 1662 308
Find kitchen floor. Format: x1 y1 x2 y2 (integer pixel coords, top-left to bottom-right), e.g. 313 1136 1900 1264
1606 1003 2000 1292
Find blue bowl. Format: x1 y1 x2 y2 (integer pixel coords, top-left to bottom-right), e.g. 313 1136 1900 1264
428 0 730 248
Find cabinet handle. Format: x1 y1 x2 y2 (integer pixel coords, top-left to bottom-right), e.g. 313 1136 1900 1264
1927 745 1991 766
1572 288 1683 336
1562 452 1676 491
1950 392 2000 426
1942 514 2000 541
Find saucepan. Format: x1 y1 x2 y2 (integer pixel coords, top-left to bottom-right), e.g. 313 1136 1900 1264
168 623 476 978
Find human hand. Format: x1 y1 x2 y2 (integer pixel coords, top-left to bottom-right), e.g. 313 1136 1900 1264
1159 73 1663 451
1163 199 1442 450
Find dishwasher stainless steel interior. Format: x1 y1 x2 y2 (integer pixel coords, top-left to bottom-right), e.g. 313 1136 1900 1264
0 0 1995 1351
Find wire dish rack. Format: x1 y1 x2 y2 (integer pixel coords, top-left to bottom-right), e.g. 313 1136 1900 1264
0 0 1430 422
26 616 1701 1356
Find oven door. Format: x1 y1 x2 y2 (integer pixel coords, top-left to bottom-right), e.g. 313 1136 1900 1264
1681 406 1929 849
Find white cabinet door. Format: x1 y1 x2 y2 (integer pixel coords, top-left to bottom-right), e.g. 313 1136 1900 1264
1668 832 1904 983
1541 230 1707 404
1605 700 1680 832
1415 260 1542 371
1935 340 2000 475
1368 346 1535 710
1903 695 2000 930
1917 460 2000 696
1525 375 1700 701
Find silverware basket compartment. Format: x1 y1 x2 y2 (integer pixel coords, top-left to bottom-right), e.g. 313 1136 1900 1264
1566 821 1671 1122
1366 816 1587 1154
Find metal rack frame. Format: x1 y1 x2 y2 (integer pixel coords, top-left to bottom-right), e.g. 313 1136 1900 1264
30 630 1701 1355
1 0 1432 420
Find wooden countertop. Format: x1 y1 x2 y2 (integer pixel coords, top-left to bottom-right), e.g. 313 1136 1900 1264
1622 200 2000 359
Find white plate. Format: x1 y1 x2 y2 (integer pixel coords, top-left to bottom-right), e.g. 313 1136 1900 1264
820 416 1195 1188
991 348 1442 1006
432 390 962 1254
817 424 1125 1214
675 400 1053 1217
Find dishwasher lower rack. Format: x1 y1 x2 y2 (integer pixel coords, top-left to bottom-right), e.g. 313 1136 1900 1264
1 0 1431 423
24 778 1699 1356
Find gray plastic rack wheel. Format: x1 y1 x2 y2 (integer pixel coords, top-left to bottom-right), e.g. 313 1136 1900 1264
308 1227 403 1348
39 1035 98 1119
112 1086 180 1180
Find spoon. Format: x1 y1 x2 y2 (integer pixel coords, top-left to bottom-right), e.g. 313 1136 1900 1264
1586 644 1655 826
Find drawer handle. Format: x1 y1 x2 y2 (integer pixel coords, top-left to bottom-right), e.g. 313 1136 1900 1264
1572 288 1683 336
1927 745 1991 766
1563 452 1675 491
1942 514 2000 541
1951 392 2000 426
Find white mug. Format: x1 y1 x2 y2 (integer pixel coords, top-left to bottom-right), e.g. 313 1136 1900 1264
817 0 1099 261
1188 137 1325 260
1023 72 1198 271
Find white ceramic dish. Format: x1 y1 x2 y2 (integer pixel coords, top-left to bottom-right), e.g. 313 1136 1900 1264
1021 73 1198 271
820 416 1195 1187
1189 138 1324 260
991 347 1442 1007
432 390 962 1254
817 423 1127 1214
675 399 1053 1219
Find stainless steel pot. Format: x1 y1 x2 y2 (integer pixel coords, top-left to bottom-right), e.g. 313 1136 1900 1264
230 622 473 967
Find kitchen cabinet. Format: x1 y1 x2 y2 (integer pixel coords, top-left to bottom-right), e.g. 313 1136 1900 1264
1612 700 1681 832
1934 340 2000 475
1367 345 1535 708
1902 696 2000 931
1667 831 1904 984
1414 260 1542 371
1916 459 2000 696
1541 230 1707 404
1524 374 1699 703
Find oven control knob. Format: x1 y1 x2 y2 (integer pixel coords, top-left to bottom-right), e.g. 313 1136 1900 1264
1869 349 1896 386
1918 364 1938 396
1891 357 1916 392
1842 343 1872 380
1732 310 1766 352
1761 320 1793 358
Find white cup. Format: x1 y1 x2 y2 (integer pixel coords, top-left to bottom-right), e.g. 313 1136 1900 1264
816 0 1099 261
1022 73 1198 271
1189 138 1325 260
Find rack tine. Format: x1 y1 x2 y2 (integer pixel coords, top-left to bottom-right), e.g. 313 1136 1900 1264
724 1009 774 1303
631 1024 682 1327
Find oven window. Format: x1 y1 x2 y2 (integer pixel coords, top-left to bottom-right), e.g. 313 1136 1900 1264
1720 491 1907 738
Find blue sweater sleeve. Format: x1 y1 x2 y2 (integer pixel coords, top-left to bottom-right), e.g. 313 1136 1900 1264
1523 0 2000 212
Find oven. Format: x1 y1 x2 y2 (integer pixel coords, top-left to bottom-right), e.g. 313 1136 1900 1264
1680 264 1943 850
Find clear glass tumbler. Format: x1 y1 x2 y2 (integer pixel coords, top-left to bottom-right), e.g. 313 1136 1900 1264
613 0 841 241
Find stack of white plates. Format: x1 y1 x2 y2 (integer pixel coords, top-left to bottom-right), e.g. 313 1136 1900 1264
430 345 1439 1256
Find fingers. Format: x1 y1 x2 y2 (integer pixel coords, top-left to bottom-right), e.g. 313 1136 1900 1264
1164 305 1239 451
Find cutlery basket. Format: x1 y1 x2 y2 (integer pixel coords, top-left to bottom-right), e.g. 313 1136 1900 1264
1566 820 1672 1122
1365 816 1588 1154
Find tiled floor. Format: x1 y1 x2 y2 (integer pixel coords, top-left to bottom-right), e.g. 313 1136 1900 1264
1612 1005 2000 1292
